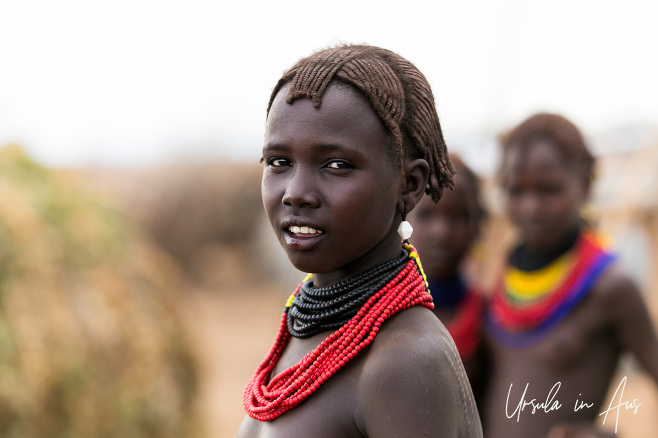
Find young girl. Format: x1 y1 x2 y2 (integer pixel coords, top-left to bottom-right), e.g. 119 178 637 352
483 113 658 438
408 154 487 400
238 45 482 437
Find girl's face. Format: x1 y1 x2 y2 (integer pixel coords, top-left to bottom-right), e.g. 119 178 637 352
262 83 403 286
409 174 479 280
501 140 587 252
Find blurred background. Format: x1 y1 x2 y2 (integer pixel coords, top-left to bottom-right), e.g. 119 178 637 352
0 0 656 436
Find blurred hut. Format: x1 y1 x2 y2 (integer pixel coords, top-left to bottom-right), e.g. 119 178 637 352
75 158 301 436
85 159 299 290
593 134 658 316
0 145 199 438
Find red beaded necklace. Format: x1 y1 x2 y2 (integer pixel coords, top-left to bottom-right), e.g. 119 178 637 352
444 289 484 361
243 244 434 421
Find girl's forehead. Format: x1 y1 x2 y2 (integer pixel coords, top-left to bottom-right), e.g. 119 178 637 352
270 83 369 120
503 140 570 174
264 83 394 170
417 173 474 212
445 176 479 211
266 83 388 145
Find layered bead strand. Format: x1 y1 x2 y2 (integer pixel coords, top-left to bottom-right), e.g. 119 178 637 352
287 251 408 338
243 245 433 421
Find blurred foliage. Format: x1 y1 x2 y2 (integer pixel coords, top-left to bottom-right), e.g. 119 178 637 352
0 145 199 438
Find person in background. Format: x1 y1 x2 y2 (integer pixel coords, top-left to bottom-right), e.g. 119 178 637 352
482 113 658 438
408 153 488 403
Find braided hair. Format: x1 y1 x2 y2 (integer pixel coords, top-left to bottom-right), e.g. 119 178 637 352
266 44 455 202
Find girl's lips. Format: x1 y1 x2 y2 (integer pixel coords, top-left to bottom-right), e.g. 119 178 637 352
521 222 550 237
283 229 324 251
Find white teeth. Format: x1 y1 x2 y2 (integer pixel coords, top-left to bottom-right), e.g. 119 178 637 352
289 226 322 234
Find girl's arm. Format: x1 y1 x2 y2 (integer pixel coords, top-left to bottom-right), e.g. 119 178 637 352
602 266 658 381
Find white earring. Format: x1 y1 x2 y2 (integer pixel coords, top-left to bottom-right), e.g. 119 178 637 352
398 204 413 242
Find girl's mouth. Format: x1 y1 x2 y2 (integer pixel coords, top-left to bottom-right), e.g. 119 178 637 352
288 225 323 235
284 225 324 250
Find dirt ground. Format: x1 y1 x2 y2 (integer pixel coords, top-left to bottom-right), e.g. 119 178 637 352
182 284 290 437
183 285 658 438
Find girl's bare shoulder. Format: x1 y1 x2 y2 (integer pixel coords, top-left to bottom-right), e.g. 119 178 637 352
590 263 642 317
353 307 482 437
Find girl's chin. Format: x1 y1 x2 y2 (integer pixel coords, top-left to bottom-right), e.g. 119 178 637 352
284 254 327 276
522 236 559 254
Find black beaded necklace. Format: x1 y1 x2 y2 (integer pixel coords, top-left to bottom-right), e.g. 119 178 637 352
510 223 582 271
286 249 410 338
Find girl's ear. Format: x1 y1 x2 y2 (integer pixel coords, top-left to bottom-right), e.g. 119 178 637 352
574 163 592 208
398 158 430 215
581 166 593 200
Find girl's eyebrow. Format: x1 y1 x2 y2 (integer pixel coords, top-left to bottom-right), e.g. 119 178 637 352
316 143 358 152
262 143 289 154
263 142 363 156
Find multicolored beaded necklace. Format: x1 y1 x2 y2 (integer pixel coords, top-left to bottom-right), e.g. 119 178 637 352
429 277 484 361
243 244 434 421
486 228 615 348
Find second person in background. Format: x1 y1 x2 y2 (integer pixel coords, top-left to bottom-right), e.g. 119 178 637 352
408 154 488 403
482 113 658 438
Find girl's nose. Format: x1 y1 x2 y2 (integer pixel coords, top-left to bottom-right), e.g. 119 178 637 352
431 216 452 243
519 192 542 218
282 168 320 208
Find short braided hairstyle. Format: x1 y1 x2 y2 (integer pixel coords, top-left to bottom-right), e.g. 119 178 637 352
266 44 455 202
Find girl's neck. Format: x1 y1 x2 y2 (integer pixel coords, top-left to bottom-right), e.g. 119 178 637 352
511 222 582 271
312 229 404 289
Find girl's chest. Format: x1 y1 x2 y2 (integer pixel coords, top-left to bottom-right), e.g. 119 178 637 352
490 294 615 371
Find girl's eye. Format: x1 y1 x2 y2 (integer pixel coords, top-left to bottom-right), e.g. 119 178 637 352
506 186 521 198
539 185 562 195
449 211 470 223
268 158 291 167
325 160 355 170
